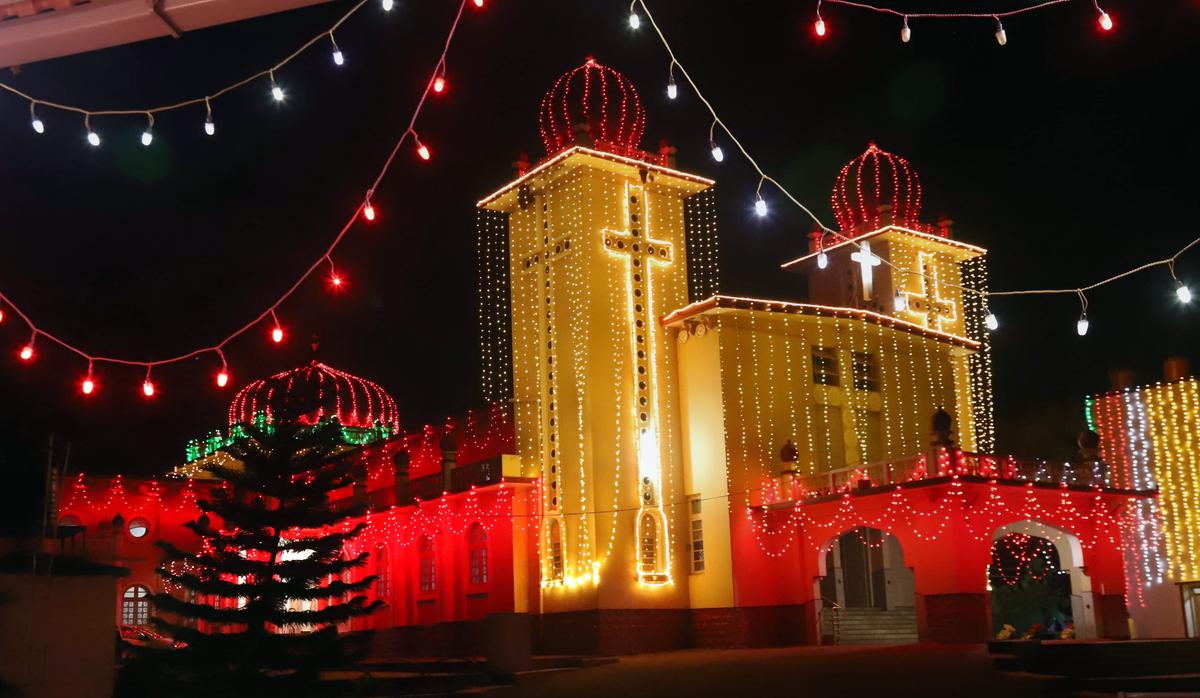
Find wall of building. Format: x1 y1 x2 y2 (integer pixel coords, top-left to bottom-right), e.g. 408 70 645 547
1090 378 1200 638
486 151 711 613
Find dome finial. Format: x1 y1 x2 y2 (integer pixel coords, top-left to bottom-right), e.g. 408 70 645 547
538 57 646 157
831 142 926 235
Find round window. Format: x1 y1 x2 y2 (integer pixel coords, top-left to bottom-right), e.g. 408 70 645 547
127 518 150 539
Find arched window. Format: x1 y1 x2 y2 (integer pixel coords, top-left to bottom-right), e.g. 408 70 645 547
127 517 150 539
122 585 151 626
547 519 564 580
639 513 658 576
375 544 390 601
468 523 488 586
418 536 436 594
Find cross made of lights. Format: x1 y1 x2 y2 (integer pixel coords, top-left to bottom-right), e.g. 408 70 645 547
850 239 883 300
903 251 957 332
602 180 673 585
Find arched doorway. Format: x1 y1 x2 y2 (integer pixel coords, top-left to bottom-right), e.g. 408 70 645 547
990 521 1095 639
817 527 916 644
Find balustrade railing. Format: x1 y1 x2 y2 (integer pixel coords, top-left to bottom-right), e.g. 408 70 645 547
778 449 1119 504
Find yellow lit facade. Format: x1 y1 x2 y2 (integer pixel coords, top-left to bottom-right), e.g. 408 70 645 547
1090 377 1200 637
479 147 714 610
478 142 994 615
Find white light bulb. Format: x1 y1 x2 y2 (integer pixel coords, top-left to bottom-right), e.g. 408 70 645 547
711 144 724 162
995 26 1007 46
31 118 44 134
754 197 768 217
817 251 829 269
141 130 153 146
1077 315 1090 336
87 130 101 147
667 81 677 100
895 292 908 312
901 23 911 43
985 311 999 331
1177 284 1193 304
382 0 393 10
629 12 641 29
205 119 215 136
333 49 345 66
272 85 285 102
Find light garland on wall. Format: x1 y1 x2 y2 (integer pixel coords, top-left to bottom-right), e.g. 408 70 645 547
809 0 1116 45
0 0 485 147
0 0 482 399
627 0 1196 338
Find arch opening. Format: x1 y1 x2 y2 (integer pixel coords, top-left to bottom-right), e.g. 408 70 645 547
990 521 1094 640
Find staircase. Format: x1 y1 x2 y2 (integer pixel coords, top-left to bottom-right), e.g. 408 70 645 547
831 607 919 645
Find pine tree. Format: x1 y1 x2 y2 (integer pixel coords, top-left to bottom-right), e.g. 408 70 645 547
131 388 381 696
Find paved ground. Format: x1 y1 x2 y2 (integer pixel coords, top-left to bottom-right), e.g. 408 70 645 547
494 644 1048 698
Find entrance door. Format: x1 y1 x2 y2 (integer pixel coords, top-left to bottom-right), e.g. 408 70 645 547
1183 582 1200 638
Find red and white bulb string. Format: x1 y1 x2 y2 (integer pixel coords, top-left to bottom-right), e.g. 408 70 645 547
0 0 486 147
0 0 479 399
630 0 1194 338
809 0 1116 45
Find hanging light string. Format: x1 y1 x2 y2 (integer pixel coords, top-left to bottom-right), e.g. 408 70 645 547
0 0 475 391
811 0 1115 42
3 0 373 126
629 0 1196 332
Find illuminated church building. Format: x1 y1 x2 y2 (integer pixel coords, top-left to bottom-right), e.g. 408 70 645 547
57 59 1186 652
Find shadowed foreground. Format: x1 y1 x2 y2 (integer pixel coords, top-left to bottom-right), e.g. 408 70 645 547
494 644 1045 698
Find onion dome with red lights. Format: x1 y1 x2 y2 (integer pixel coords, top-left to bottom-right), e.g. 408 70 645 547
538 56 646 156
831 143 929 235
228 360 400 432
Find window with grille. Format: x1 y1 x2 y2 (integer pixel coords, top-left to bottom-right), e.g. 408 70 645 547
548 519 564 579
121 585 150 626
689 499 705 574
418 536 436 594
812 346 840 386
852 351 882 392
375 544 390 600
639 514 659 575
468 523 489 586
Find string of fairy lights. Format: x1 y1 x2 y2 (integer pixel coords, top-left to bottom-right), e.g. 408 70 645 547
811 0 1115 45
0 0 485 397
627 0 1198 337
0 0 483 143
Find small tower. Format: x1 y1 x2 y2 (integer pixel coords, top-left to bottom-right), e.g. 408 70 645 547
477 57 719 606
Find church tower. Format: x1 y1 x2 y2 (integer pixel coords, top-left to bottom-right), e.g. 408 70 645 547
780 144 995 452
477 58 718 610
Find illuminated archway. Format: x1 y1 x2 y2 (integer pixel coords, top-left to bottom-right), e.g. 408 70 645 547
990 521 1095 639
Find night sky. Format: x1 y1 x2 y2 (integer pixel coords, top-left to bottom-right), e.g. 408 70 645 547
1 0 1197 524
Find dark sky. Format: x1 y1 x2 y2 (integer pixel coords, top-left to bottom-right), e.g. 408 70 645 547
1 0 1197 523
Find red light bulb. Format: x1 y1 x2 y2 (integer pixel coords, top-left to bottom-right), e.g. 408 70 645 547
272 327 284 343
417 143 431 160
216 370 230 388
19 345 33 361
433 76 446 93
1098 11 1113 31
472 0 483 6
81 377 95 395
363 202 376 221
815 18 827 37
142 380 155 397
0 309 5 323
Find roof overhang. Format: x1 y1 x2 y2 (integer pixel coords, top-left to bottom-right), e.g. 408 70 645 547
662 294 980 350
0 0 334 68
477 145 714 210
780 225 987 272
